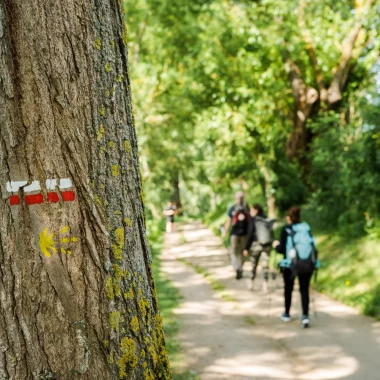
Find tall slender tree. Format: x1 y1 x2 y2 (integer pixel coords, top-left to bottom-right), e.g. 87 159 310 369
0 0 170 378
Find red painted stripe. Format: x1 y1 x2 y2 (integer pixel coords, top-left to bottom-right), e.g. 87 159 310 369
62 191 75 202
10 195 20 206
9 191 75 206
47 192 59 203
25 193 44 205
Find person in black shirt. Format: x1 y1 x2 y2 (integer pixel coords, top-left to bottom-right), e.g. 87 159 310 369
223 192 250 279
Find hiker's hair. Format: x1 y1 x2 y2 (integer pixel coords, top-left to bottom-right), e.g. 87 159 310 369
252 203 264 216
288 206 301 224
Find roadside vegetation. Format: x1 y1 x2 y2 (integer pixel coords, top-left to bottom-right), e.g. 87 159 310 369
147 220 200 379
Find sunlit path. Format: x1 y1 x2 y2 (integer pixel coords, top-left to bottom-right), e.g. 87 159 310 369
162 222 380 380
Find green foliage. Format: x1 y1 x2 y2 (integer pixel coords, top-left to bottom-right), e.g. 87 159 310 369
126 0 380 233
307 91 380 235
316 233 380 320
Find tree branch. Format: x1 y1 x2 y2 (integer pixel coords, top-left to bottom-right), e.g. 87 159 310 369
284 56 303 104
327 0 376 104
298 0 326 99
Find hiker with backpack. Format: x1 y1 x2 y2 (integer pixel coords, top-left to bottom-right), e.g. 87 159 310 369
223 192 250 280
243 204 275 292
273 206 319 328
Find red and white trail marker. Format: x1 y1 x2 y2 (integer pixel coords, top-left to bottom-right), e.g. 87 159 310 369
6 178 76 206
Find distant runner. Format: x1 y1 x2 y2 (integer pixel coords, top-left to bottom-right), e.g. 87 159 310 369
163 202 177 233
223 192 250 280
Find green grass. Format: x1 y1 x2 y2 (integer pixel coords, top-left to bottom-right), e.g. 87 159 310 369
178 258 237 303
316 233 380 319
147 219 201 379
243 316 257 325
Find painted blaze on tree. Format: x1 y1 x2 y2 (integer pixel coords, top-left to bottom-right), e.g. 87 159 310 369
0 1 170 379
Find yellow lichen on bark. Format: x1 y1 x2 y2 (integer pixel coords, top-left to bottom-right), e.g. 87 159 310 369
112 164 120 177
112 227 124 260
144 368 154 380
130 316 139 333
124 217 132 227
124 140 131 156
94 38 102 50
109 311 121 331
105 277 115 299
118 337 138 378
124 288 134 300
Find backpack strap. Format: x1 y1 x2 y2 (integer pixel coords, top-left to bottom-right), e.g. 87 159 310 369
288 226 297 250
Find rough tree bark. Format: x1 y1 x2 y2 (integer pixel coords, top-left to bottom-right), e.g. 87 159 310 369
0 1 170 379
285 0 376 162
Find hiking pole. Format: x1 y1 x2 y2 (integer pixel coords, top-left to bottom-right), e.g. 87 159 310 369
312 270 318 320
266 249 272 318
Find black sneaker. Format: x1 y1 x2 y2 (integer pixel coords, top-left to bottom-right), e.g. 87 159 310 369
236 270 243 280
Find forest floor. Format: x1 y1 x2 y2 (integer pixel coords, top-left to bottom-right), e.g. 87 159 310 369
161 221 380 380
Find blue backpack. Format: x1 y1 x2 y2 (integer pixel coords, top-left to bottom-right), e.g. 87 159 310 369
279 223 320 275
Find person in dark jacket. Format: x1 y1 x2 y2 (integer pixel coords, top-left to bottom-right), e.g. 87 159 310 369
273 206 313 328
243 204 271 292
223 192 250 280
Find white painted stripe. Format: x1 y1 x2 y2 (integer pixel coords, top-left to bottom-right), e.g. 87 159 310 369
24 181 41 192
59 178 72 189
7 181 28 192
6 178 72 193
46 179 57 190
7 181 41 192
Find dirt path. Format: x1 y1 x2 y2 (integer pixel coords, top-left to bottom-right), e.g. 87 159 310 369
161 222 380 380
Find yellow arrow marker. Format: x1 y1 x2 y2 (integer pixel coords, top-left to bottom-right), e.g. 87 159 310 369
60 226 78 254
61 237 78 244
61 248 72 255
60 226 70 234
39 228 57 258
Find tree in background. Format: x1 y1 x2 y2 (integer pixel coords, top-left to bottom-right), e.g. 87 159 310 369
0 0 169 378
126 0 380 230
272 0 379 163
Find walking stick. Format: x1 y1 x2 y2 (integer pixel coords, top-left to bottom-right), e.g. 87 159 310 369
312 270 318 319
267 248 274 317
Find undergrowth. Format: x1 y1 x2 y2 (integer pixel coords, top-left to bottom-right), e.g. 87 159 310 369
147 219 201 379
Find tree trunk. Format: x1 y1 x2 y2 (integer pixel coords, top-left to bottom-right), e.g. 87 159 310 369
171 175 181 210
284 60 319 161
259 165 276 219
0 1 170 379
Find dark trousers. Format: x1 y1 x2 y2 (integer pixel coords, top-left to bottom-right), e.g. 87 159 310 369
283 269 312 316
